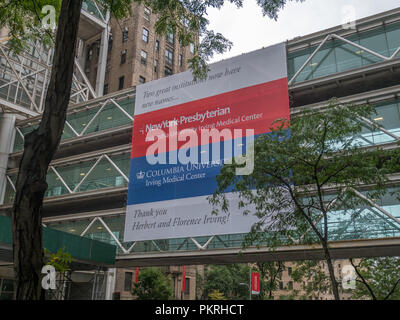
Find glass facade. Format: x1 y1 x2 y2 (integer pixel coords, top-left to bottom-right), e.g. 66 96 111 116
13 96 134 152
288 22 400 83
6 98 400 205
82 0 107 21
4 153 130 204
5 17 400 258
45 186 400 254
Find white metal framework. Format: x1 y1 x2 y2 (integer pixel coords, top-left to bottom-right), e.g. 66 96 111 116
288 33 400 86
0 41 97 118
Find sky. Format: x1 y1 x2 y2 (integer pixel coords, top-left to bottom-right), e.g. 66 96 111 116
206 0 400 62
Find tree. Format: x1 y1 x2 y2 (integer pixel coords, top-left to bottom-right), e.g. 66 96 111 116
350 257 400 300
208 289 227 300
43 247 71 300
0 0 303 300
254 261 284 300
132 267 173 300
210 100 400 300
291 260 333 300
199 264 250 300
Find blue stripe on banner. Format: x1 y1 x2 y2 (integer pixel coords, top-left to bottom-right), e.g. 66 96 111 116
127 134 253 205
127 131 289 205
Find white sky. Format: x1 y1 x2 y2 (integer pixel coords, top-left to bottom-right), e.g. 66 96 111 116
207 0 400 62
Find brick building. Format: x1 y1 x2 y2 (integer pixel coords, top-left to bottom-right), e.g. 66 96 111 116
83 2 196 95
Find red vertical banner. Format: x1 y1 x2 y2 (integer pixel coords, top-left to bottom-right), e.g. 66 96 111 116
135 267 140 283
251 272 260 295
182 265 186 292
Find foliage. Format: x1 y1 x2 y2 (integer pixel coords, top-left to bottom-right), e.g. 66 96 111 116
208 289 227 300
277 293 297 300
0 0 61 50
199 264 250 300
253 262 284 300
350 257 400 300
43 247 71 273
132 267 174 300
209 100 400 300
290 260 332 300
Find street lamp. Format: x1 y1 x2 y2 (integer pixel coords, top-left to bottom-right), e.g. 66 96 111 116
239 283 251 300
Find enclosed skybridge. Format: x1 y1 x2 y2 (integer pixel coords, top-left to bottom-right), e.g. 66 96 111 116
1 8 400 267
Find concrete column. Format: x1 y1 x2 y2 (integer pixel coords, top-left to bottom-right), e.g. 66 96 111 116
0 113 16 205
105 268 116 300
95 11 110 97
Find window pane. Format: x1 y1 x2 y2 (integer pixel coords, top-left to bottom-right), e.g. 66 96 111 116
334 35 363 72
124 272 133 291
287 47 312 82
386 22 400 57
310 42 337 78
359 27 389 65
165 49 174 64
142 28 149 42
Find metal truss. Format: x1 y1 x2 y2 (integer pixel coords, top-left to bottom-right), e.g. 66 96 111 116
14 97 133 146
82 0 108 25
0 41 96 118
288 33 400 86
294 187 400 244
5 150 129 197
36 182 400 258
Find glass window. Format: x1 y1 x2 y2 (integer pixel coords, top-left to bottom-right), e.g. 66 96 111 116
334 35 363 73
179 54 183 66
87 47 93 61
386 22 400 57
287 24 398 83
165 48 174 65
155 40 160 52
141 50 147 65
122 27 129 43
154 59 158 73
184 278 190 295
142 28 149 43
108 36 113 52
144 7 151 21
167 28 174 45
310 42 337 78
287 47 312 82
103 84 108 95
124 272 133 291
118 76 124 90
139 76 146 84
164 66 173 76
359 28 389 66
121 50 127 64
189 42 195 54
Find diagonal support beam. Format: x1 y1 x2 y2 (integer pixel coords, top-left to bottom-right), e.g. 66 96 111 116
0 45 40 112
349 187 400 227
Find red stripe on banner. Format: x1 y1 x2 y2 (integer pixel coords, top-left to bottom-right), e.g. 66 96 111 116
251 272 260 294
135 267 139 283
182 265 186 293
131 78 289 159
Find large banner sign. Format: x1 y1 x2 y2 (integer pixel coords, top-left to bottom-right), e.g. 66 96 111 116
124 43 290 242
